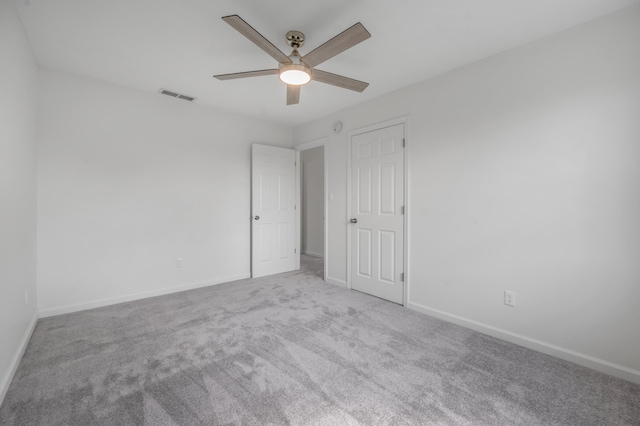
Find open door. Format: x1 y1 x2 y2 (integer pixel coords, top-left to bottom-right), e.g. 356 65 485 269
251 144 298 277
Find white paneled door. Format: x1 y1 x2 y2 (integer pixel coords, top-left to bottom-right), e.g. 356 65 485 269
251 144 298 278
350 124 405 304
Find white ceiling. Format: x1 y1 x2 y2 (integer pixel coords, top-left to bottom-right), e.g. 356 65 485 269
16 0 640 126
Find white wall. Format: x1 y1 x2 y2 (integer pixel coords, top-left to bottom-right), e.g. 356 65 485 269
293 6 640 381
301 146 324 257
0 0 39 403
37 69 292 315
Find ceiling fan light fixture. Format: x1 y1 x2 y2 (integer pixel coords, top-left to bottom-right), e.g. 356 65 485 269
279 63 311 85
214 16 371 104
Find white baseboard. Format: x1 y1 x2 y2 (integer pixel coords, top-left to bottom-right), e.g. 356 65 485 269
302 251 324 258
0 313 38 405
326 276 347 288
38 273 251 318
407 301 640 385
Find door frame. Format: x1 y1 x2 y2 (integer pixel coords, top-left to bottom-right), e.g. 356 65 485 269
346 116 410 306
295 137 328 281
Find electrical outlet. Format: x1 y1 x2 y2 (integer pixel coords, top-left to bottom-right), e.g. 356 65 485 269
177 258 184 268
504 290 516 307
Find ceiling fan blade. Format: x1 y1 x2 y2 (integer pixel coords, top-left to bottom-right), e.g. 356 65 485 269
287 85 300 105
214 69 278 80
312 69 369 92
301 22 370 68
222 15 292 64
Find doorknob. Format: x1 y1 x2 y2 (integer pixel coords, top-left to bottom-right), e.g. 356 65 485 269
350 218 357 224
254 216 260 220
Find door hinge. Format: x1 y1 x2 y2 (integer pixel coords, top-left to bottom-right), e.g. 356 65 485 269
402 138 405 148
401 273 405 282
294 248 297 254
401 206 405 215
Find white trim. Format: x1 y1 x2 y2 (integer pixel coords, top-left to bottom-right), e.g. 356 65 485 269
407 301 640 385
346 131 352 290
302 251 324 258
1 314 38 405
326 276 348 288
295 137 327 152
38 273 251 318
295 150 301 271
402 118 411 307
346 116 409 139
346 116 409 304
323 145 328 285
295 137 328 283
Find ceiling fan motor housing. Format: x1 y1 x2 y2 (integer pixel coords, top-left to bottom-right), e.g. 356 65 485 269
281 31 310 85
286 31 305 49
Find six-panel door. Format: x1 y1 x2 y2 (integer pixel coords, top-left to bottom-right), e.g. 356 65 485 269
252 144 297 277
350 124 405 304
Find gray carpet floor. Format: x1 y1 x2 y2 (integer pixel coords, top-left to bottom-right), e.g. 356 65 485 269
1 255 639 425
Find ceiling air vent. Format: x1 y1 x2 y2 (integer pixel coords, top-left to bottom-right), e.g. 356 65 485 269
159 89 196 102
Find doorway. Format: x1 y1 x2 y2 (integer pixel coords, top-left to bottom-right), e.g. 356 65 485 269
296 139 327 280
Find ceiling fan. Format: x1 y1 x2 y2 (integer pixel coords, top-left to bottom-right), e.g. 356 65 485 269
213 15 371 105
